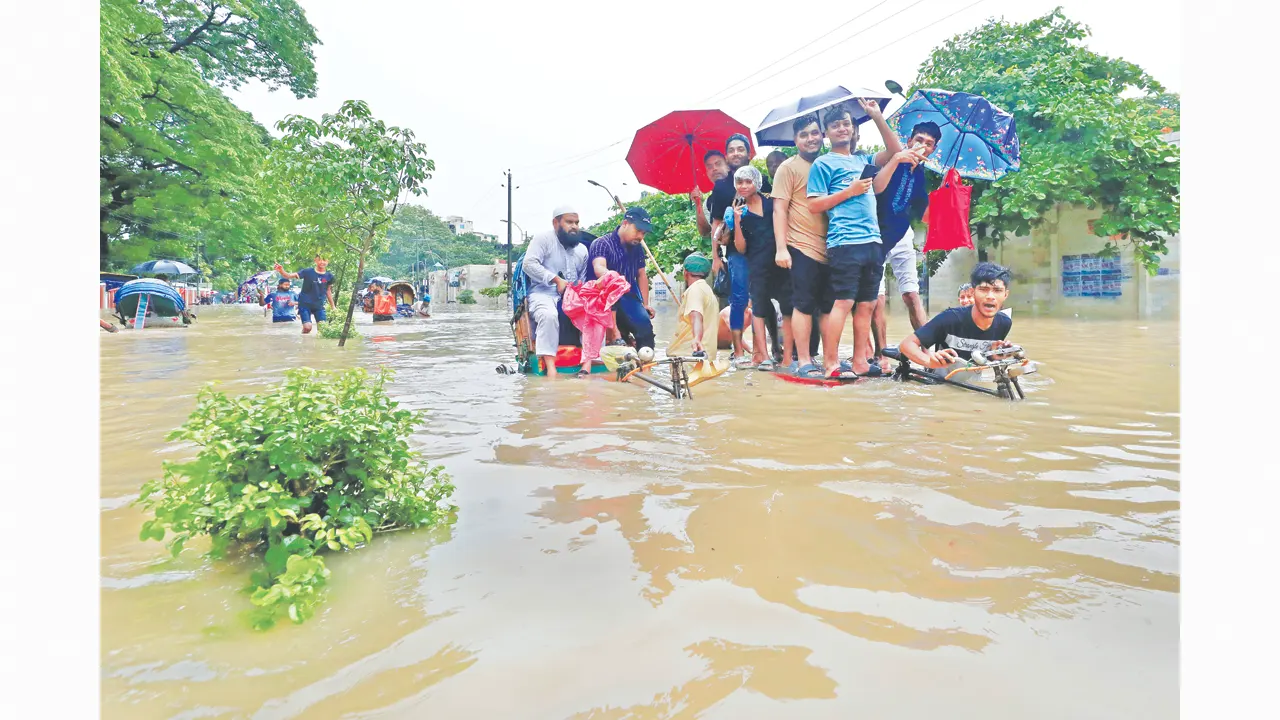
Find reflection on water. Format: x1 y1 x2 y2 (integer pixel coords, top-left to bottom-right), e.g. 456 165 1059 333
101 303 1179 719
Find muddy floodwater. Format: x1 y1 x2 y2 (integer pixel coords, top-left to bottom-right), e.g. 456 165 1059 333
100 303 1179 719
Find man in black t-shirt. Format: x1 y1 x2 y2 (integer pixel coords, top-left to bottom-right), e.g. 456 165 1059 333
709 133 780 360
897 262 1013 369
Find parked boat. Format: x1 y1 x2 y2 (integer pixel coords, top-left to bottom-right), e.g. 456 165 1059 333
114 279 188 329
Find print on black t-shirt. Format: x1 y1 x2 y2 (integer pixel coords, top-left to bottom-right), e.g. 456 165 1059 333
912 306 1012 360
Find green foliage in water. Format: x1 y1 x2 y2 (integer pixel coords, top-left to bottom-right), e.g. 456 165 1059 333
136 368 456 630
478 283 508 298
316 319 360 340
457 289 476 304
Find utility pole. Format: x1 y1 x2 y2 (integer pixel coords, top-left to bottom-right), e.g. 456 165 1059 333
505 169 513 286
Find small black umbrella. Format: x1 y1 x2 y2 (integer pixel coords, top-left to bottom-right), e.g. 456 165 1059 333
131 259 197 276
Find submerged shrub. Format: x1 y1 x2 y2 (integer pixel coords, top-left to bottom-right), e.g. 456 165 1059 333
136 368 455 629
457 289 476 304
317 319 361 340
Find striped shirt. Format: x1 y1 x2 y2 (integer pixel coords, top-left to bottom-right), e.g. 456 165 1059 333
588 228 645 298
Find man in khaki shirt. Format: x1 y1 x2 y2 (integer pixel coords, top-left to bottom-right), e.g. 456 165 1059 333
771 114 830 377
666 253 719 358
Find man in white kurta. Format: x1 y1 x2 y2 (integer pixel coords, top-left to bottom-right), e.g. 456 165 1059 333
523 205 590 371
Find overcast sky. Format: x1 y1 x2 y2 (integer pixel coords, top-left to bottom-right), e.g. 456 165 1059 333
228 0 1181 239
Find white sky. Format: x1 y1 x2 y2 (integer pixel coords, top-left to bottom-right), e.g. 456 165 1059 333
229 0 1181 239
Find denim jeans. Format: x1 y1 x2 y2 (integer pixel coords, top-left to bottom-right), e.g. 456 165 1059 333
614 292 656 350
727 253 750 331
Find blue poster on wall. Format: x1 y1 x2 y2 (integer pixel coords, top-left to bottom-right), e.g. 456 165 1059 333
1063 253 1122 298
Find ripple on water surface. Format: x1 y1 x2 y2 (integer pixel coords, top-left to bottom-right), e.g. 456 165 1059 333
99 306 1179 719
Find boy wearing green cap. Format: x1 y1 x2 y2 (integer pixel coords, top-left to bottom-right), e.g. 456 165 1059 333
666 253 719 358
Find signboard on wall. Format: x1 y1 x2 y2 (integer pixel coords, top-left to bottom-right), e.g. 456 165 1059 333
1062 253 1123 298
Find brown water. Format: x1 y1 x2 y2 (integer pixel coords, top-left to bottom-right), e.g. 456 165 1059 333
101 303 1179 719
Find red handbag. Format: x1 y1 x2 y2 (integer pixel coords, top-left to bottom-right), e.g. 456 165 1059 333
923 168 975 252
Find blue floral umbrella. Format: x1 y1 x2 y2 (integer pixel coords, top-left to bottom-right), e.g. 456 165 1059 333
887 89 1021 181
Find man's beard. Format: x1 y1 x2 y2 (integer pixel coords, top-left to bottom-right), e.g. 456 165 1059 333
555 227 580 248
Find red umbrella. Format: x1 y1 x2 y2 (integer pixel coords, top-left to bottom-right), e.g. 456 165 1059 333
625 110 753 195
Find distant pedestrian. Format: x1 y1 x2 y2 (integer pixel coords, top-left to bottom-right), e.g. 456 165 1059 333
275 255 335 334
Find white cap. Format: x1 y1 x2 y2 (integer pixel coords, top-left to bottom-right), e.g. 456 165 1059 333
552 204 577 218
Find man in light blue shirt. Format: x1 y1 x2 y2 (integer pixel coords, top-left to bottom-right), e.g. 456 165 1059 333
806 100 903 378
523 205 589 373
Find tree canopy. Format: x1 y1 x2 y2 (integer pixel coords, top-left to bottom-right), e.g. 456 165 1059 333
100 0 320 271
912 8 1179 273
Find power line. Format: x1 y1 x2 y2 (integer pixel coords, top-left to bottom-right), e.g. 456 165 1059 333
519 158 628 189
697 0 896 105
512 139 627 175
510 6 900 179
740 0 990 114
714 0 927 108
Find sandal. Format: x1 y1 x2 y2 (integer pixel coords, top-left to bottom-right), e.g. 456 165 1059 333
827 361 857 380
757 358 777 372
794 362 823 378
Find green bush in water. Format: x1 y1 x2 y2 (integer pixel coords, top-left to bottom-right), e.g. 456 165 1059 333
136 368 456 630
317 319 360 340
457 289 476 304
479 283 508 298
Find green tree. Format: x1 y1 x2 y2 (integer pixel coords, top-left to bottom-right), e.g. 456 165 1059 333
270 100 434 346
364 204 506 279
100 0 320 270
912 8 1179 273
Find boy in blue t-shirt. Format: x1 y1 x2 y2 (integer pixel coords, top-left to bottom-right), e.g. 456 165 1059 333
261 279 298 322
275 255 335 334
805 100 905 378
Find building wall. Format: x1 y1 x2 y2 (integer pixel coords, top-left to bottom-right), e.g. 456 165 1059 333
915 204 1179 320
426 264 507 304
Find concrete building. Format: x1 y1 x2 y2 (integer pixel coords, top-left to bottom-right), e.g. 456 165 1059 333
427 262 507 305
444 215 473 235
890 131 1180 321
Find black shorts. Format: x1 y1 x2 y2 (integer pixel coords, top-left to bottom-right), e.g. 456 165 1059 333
747 252 794 317
788 246 835 315
827 243 883 304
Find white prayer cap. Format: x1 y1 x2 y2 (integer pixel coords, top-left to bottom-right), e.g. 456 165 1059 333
552 204 577 218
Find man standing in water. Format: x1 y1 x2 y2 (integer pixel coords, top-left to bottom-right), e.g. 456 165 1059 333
261 278 298 323
870 121 939 358
709 133 780 362
773 114 829 377
523 205 590 375
805 100 904 378
589 207 656 351
765 150 788 183
275 255 335 334
896 262 1013 369
693 150 731 240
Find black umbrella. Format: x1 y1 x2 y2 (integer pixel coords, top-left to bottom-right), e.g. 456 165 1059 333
131 259 197 276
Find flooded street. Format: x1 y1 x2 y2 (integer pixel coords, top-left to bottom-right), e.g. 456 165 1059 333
100 304 1179 719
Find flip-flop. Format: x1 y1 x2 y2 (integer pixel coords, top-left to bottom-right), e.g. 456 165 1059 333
794 362 823 378
757 359 777 372
857 364 884 378
827 361 857 380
